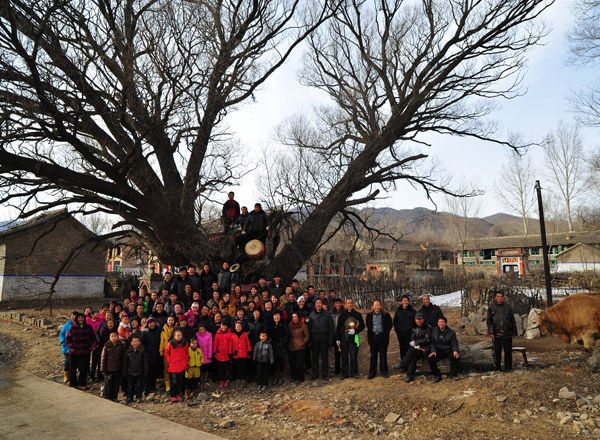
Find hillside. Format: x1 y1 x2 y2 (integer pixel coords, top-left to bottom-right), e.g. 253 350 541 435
358 207 536 244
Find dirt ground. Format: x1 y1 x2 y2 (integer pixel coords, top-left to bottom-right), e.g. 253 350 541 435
1 304 599 440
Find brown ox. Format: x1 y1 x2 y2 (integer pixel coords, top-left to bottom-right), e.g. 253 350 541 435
525 293 600 349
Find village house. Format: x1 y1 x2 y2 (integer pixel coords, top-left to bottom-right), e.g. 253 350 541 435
0 210 106 302
305 231 454 281
457 230 600 275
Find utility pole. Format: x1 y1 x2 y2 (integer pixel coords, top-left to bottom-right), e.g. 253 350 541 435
535 180 553 306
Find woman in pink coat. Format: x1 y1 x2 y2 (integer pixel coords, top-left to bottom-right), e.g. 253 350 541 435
195 322 213 390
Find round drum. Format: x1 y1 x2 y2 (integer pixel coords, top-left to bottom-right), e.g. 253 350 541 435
245 239 265 259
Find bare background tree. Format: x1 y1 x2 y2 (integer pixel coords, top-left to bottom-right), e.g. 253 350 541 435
495 150 537 235
0 0 555 281
543 121 590 232
568 0 600 127
540 189 569 234
444 182 483 273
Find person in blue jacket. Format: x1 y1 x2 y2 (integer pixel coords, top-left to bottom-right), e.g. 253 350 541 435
59 310 78 383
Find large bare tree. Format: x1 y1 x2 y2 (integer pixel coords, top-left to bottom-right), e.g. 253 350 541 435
266 0 553 278
0 0 337 263
0 0 555 281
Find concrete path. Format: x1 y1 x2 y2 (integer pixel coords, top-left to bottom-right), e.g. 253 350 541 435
0 366 224 440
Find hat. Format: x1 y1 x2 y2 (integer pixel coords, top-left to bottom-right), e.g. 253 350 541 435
191 302 199 309
146 317 155 324
121 312 128 317
178 315 188 322
401 294 410 300
415 313 425 320
297 295 305 302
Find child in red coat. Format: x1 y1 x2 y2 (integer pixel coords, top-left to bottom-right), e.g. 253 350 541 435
213 321 233 388
164 328 189 403
231 321 252 388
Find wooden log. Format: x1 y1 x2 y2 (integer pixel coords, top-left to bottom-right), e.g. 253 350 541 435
460 339 494 370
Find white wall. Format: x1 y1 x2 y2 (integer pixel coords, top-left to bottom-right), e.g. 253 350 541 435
555 261 600 273
0 274 104 301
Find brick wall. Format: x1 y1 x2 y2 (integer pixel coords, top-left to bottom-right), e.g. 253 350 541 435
0 274 104 301
0 215 106 301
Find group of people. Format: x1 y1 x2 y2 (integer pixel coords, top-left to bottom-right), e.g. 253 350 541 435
59 267 519 404
222 191 269 246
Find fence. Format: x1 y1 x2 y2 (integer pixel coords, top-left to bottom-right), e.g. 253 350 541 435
307 274 466 309
309 271 594 316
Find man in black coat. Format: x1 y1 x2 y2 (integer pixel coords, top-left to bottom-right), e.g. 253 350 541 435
392 294 416 369
187 265 201 294
330 298 345 375
218 261 234 294
419 294 444 329
243 203 270 242
308 299 334 381
366 299 393 379
487 290 518 371
141 318 162 395
172 266 192 302
123 336 149 403
401 313 431 383
269 273 285 299
150 301 169 329
199 262 218 302
157 272 174 296
335 298 365 379
428 316 460 382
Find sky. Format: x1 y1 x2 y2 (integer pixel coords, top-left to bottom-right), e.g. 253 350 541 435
1 0 597 222
225 0 600 218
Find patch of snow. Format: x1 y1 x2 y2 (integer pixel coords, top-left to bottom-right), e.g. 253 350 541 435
431 288 589 308
431 291 462 308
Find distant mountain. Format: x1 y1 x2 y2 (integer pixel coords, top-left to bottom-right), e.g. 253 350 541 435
482 213 522 225
356 207 537 245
